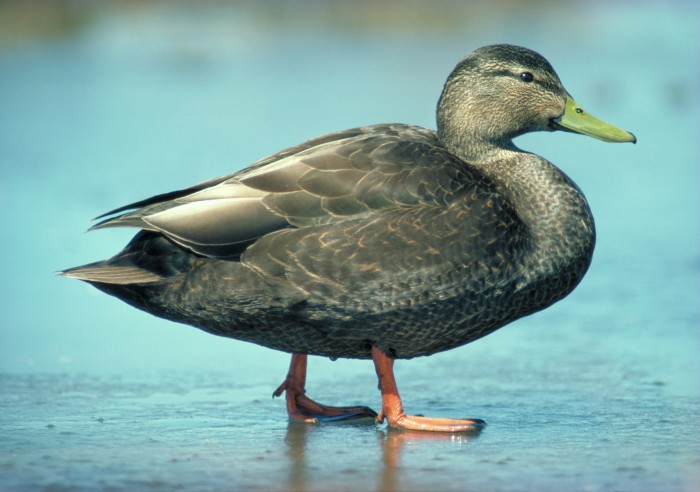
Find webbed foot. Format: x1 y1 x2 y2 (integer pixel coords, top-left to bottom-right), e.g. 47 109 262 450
274 354 377 424
372 346 485 433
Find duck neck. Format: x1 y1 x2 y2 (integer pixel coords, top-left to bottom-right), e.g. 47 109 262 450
438 116 514 166
454 139 596 281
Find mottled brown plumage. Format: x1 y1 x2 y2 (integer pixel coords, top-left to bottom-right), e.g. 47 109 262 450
62 45 635 431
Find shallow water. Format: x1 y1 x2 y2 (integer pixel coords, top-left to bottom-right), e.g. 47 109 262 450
1 1 699 491
2 336 698 491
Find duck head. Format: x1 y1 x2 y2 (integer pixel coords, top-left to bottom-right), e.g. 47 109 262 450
437 44 636 162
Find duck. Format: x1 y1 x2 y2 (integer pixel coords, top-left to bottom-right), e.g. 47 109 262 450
62 44 635 432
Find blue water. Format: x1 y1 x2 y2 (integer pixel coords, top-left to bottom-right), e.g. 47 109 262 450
1 2 698 490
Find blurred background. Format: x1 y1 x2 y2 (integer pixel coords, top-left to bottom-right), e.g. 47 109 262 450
1 1 698 490
2 0 697 376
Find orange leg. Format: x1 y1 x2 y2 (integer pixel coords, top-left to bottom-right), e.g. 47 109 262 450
273 353 377 423
371 346 485 432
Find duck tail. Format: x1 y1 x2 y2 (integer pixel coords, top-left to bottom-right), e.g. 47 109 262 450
59 261 162 285
61 230 192 286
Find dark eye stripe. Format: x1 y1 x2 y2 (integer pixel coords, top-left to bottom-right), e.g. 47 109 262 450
479 69 560 93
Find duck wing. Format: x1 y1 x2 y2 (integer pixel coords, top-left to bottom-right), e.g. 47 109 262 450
91 124 472 259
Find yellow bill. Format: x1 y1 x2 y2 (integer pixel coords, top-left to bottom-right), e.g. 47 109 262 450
551 96 636 143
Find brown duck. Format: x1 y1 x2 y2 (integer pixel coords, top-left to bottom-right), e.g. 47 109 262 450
62 44 635 432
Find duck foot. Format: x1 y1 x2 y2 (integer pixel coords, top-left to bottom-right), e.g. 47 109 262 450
273 353 377 424
375 412 486 432
371 346 486 433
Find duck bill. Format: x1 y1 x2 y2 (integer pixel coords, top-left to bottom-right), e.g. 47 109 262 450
550 95 636 143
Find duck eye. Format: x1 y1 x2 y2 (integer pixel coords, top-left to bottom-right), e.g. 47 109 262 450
519 72 534 82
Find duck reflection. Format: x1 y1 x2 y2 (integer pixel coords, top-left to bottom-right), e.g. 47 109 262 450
282 421 314 491
282 421 483 491
377 427 482 491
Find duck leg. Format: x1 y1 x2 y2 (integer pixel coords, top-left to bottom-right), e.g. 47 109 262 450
273 353 377 423
371 346 486 432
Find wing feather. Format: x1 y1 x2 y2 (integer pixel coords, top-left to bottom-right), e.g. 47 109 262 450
89 124 470 259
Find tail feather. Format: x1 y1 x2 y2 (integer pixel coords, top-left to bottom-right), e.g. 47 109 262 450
60 262 161 285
